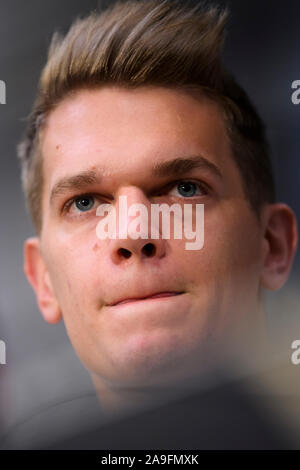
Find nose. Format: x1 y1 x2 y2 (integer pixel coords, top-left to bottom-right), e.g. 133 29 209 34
108 187 167 265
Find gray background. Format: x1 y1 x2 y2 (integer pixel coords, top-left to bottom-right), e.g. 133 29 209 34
0 0 299 436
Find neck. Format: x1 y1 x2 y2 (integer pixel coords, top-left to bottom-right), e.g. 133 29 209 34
91 375 184 420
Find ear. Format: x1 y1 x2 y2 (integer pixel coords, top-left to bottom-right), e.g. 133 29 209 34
24 237 62 324
260 203 298 291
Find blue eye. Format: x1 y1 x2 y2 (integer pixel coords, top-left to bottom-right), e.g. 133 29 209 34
169 181 206 198
167 180 207 198
177 182 198 197
74 195 95 212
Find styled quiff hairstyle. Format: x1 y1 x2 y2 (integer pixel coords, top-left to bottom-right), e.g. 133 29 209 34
18 0 275 235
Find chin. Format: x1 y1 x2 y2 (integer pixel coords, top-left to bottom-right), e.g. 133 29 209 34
103 331 202 387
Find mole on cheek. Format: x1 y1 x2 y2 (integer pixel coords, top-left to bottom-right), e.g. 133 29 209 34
93 242 99 252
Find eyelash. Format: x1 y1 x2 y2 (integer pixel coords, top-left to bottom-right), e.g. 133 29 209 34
62 179 210 217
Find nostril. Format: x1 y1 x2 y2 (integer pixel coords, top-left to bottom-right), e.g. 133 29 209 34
118 248 131 259
142 243 156 257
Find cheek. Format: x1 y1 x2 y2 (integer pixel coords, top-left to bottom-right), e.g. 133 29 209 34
176 205 263 291
205 208 263 307
44 235 104 321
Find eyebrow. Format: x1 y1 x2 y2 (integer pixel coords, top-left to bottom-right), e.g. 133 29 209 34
49 155 222 206
50 169 102 205
151 155 222 179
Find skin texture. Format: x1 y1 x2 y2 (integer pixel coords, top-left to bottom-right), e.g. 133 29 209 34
24 86 298 409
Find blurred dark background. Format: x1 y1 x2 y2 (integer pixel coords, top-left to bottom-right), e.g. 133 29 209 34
0 0 299 447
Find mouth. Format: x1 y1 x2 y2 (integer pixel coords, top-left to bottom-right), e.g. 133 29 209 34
110 291 185 307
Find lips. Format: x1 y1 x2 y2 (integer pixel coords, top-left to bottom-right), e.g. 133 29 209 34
110 291 183 307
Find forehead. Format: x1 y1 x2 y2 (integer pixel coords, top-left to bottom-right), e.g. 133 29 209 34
41 86 240 200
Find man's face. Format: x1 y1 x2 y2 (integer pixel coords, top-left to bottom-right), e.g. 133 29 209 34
38 86 265 387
